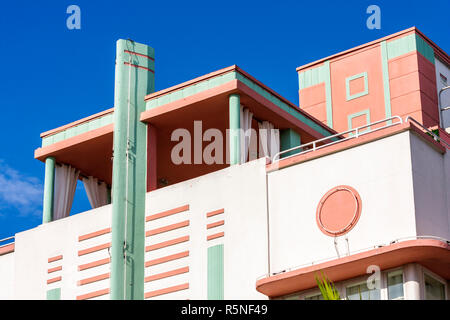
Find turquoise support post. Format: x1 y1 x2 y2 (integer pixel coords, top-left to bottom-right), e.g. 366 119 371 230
280 129 301 158
111 39 155 300
229 94 241 165
42 157 55 223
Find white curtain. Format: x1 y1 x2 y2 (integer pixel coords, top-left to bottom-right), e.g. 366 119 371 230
82 176 109 209
53 164 80 221
258 121 280 160
240 106 254 163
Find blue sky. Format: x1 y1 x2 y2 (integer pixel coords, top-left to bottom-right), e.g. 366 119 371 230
0 0 449 240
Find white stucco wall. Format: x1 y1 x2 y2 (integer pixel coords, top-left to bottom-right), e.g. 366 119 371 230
13 204 112 299
0 251 14 299
145 158 269 300
410 131 450 239
267 131 419 273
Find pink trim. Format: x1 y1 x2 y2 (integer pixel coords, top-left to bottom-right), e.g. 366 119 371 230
124 61 154 73
78 228 111 242
207 232 224 241
145 251 189 267
206 209 224 218
256 239 450 297
77 273 110 286
35 123 114 161
40 108 114 138
0 243 14 256
144 283 189 299
124 50 154 61
78 243 111 256
145 220 189 237
47 266 62 274
144 266 189 283
47 276 62 284
76 288 110 300
78 258 110 271
145 236 189 252
146 205 189 222
48 255 63 263
207 220 224 230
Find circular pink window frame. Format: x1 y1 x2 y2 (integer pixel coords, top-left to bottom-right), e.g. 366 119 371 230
316 185 362 237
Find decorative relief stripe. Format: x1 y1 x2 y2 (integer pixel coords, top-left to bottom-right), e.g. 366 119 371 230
47 276 62 284
145 251 189 267
78 228 111 242
78 242 111 256
144 266 189 283
48 255 63 263
206 209 224 218
124 50 155 61
207 220 224 229
78 258 111 271
78 273 110 286
145 236 189 252
47 266 62 274
124 62 154 73
76 288 110 300
145 220 189 237
207 232 225 241
146 205 189 222
144 283 189 299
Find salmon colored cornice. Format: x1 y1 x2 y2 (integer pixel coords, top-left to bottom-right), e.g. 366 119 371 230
0 243 14 256
40 108 114 139
296 27 450 72
256 239 450 298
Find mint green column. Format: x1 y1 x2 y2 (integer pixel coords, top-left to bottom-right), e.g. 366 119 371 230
229 94 241 165
280 129 301 158
111 39 155 300
42 157 55 223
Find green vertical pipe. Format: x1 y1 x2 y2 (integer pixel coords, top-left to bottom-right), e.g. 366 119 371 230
42 157 55 223
111 39 155 300
229 94 241 165
381 41 392 125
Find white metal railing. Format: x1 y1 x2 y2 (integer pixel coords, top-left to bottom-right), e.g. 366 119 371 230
256 235 450 280
272 116 403 163
405 115 450 149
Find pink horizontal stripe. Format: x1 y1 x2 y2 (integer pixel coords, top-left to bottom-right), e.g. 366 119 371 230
78 273 110 286
48 255 63 263
145 236 189 252
207 232 224 241
146 205 189 222
78 228 111 242
47 266 62 274
47 276 62 284
206 208 224 218
124 62 154 73
145 251 189 267
78 242 111 256
78 258 110 271
207 220 224 229
144 266 189 283
76 288 110 300
145 283 189 299
146 220 189 237
124 50 155 61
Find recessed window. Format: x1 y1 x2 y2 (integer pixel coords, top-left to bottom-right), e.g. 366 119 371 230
387 271 404 300
424 274 445 300
440 73 448 85
346 282 380 300
304 293 324 300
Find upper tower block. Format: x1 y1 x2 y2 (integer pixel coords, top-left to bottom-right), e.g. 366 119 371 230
296 27 450 133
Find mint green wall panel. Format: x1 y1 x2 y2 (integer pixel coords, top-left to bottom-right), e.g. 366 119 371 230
46 288 61 300
207 244 224 300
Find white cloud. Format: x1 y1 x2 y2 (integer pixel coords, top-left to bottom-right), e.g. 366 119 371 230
0 160 43 218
